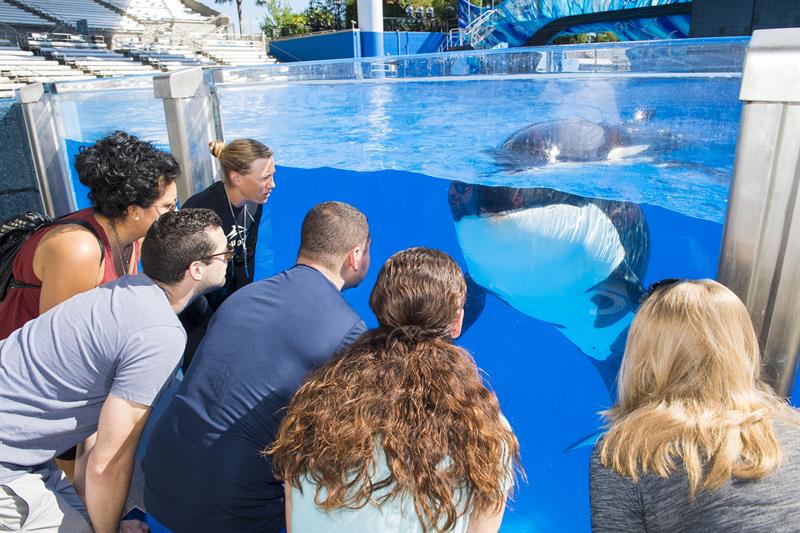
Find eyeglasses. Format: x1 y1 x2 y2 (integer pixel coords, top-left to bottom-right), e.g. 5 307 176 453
198 244 235 263
640 278 684 304
154 199 178 215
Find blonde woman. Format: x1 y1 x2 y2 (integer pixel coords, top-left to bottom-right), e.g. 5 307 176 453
270 247 520 533
591 279 800 531
179 139 275 369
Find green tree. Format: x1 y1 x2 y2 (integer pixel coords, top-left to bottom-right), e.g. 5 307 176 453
346 0 458 32
595 31 620 42
551 31 620 45
300 0 348 31
257 0 309 37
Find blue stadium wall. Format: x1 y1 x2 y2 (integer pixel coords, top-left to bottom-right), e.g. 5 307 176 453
268 31 445 62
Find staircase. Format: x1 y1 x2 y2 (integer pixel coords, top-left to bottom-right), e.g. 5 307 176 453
439 8 498 52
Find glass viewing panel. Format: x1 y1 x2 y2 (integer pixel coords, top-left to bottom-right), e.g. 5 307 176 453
214 37 749 531
50 74 168 209
34 37 760 531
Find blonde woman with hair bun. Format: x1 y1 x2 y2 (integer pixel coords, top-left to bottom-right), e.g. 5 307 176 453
178 138 275 369
590 278 800 532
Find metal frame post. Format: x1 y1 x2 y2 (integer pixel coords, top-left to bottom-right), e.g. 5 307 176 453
154 67 224 202
18 83 76 217
717 28 800 396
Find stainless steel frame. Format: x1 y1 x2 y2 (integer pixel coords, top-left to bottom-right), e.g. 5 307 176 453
18 83 76 217
154 67 225 202
718 28 800 396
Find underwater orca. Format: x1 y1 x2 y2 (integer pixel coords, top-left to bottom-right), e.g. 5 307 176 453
449 182 650 393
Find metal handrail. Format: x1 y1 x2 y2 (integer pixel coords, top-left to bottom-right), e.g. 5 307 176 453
463 8 496 48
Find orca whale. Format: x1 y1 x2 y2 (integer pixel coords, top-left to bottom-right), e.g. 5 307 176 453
489 116 681 170
449 182 650 394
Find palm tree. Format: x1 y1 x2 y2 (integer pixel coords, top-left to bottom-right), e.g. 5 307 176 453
216 0 244 35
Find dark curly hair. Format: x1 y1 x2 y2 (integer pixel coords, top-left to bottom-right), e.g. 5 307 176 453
75 131 180 219
141 208 221 285
270 248 521 532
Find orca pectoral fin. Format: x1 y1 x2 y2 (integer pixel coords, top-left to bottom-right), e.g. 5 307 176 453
607 145 650 161
565 428 606 452
461 272 487 334
587 326 627 395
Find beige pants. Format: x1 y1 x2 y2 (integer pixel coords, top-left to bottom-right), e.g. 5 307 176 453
0 466 92 532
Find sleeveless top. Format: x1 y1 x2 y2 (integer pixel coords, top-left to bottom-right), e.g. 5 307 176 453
0 209 140 339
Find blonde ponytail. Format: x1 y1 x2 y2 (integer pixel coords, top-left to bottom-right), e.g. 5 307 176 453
209 139 273 183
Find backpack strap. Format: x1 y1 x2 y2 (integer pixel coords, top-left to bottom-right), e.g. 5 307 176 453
9 219 106 291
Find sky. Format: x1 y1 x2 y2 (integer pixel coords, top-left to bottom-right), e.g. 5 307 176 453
204 0 311 34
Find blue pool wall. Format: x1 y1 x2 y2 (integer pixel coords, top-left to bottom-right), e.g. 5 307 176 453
0 99 41 221
269 31 361 62
457 0 692 46
268 30 445 62
384 32 446 56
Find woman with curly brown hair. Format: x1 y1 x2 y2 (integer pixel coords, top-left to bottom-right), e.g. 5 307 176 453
269 247 521 533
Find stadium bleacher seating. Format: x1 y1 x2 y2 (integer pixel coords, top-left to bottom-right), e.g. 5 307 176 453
0 1 51 27
0 0 277 98
27 34 158 76
103 0 207 24
198 38 274 66
0 40 95 97
24 0 144 31
118 38 215 70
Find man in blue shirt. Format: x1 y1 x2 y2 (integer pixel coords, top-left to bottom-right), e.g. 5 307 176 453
143 201 370 532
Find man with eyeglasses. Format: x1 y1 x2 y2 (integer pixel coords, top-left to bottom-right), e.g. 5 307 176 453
0 209 230 533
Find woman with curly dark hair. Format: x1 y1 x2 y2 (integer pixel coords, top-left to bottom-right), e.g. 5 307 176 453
0 130 180 339
269 247 521 533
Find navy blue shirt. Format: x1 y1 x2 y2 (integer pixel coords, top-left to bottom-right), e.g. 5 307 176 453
143 265 366 533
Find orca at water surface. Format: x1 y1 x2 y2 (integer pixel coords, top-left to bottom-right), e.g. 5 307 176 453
488 112 683 171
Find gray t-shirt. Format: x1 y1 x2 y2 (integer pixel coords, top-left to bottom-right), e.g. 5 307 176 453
0 274 185 484
590 418 800 532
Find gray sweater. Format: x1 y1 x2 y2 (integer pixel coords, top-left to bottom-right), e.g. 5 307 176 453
590 419 800 532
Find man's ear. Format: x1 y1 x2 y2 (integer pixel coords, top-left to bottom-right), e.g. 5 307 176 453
187 260 204 282
348 246 362 272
